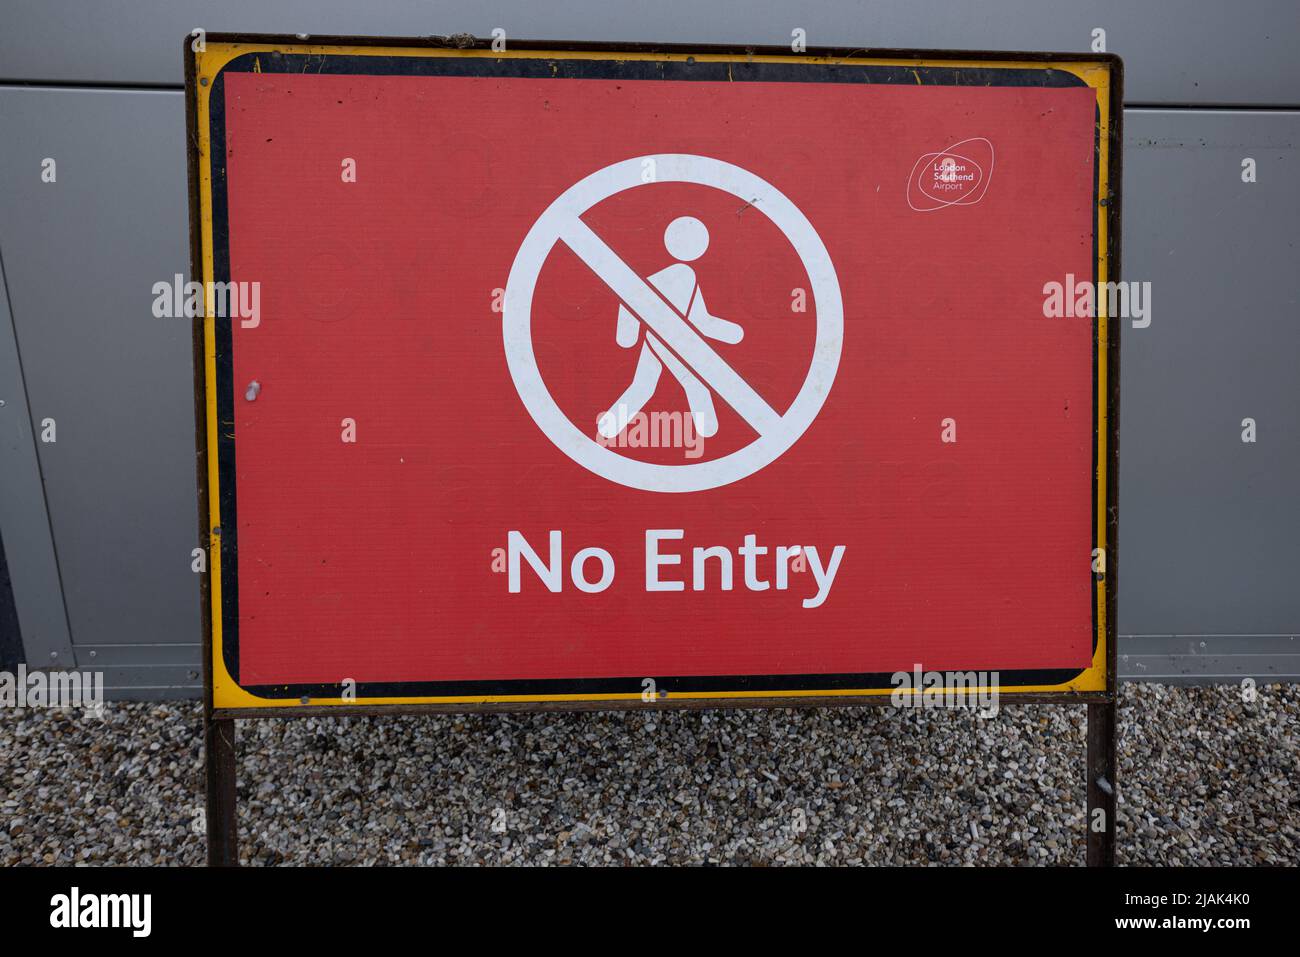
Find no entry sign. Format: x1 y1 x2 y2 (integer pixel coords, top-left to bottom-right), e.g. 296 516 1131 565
188 38 1120 713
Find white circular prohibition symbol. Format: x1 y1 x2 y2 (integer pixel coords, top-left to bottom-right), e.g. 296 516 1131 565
503 154 843 493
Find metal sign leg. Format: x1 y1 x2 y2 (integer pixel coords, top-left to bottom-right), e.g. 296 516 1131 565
205 716 239 866
1086 701 1117 866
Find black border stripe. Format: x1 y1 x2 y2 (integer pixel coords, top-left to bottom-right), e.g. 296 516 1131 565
204 48 1105 702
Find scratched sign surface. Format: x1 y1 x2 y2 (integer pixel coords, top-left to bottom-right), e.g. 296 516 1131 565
192 42 1116 709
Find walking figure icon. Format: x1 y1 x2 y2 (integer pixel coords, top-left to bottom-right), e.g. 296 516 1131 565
504 153 842 493
597 216 744 440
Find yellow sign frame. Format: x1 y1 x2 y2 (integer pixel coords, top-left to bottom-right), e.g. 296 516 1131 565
186 37 1121 715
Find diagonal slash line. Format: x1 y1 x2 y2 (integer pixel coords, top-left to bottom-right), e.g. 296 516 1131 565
557 216 783 438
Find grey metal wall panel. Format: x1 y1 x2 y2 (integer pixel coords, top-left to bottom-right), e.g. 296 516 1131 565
1117 108 1300 679
0 245 75 667
1121 654 1300 683
97 665 200 692
1121 635 1300 683
1123 634 1300 657
77 643 201 667
0 87 201 691
0 1 1297 105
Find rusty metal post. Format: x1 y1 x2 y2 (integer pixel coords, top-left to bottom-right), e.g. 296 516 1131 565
1086 701 1117 866
205 716 238 866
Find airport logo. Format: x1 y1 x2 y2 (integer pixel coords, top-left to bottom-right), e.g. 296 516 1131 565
907 137 994 211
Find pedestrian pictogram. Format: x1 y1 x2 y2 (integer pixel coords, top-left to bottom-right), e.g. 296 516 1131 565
597 216 744 442
502 153 844 494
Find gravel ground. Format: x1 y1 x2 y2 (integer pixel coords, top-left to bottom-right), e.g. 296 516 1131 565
1 682 1296 866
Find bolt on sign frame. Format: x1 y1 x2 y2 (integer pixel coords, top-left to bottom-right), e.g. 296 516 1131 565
185 35 1122 866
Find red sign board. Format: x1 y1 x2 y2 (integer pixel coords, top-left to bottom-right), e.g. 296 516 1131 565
192 41 1118 710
